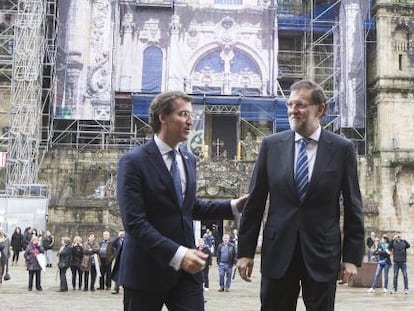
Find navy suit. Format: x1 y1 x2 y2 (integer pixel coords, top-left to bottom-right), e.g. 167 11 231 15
116 139 234 308
238 129 365 309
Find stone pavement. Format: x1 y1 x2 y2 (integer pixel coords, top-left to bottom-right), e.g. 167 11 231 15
0 255 413 311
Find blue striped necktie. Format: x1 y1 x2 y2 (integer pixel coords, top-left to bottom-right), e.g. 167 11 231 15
295 138 311 204
169 149 183 207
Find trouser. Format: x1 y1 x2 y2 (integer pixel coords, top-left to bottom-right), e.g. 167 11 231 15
59 267 69 290
12 250 20 263
393 261 409 291
371 262 390 289
0 264 3 283
99 258 112 289
123 272 204 311
71 266 83 289
202 265 210 288
218 263 232 289
84 266 97 290
28 270 41 290
45 249 53 266
260 239 336 311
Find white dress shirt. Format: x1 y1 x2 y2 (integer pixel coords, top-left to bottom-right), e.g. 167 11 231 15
294 126 321 181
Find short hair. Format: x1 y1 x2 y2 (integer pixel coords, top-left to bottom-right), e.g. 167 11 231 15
73 236 82 244
290 80 327 105
149 91 192 133
62 237 71 245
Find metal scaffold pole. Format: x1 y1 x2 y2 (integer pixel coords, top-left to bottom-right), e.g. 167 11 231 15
6 0 46 196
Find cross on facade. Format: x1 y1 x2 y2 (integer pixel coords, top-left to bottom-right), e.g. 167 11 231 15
213 138 224 159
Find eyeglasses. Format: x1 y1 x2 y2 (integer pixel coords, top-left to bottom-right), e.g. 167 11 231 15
285 102 319 110
177 110 194 119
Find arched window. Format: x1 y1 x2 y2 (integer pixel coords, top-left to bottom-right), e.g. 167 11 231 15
192 47 262 95
230 49 259 74
142 46 162 93
195 49 223 72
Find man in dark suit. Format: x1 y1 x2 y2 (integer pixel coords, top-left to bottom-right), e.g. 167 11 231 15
237 80 365 310
116 91 248 311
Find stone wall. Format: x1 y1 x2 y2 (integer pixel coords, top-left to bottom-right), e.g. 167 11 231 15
40 149 384 250
39 148 123 245
366 2 414 250
48 198 122 246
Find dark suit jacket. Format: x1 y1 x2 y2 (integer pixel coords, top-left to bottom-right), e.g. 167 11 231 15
238 129 365 282
116 139 234 291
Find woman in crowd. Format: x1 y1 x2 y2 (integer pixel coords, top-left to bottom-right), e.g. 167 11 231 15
70 236 84 290
42 230 55 268
24 235 44 291
56 236 72 292
367 235 391 293
11 226 23 266
81 232 99 291
0 227 9 285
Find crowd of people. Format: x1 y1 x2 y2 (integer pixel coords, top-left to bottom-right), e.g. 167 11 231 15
0 226 125 293
366 231 410 294
0 222 243 295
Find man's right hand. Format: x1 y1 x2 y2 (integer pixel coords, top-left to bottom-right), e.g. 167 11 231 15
236 257 254 282
180 249 207 274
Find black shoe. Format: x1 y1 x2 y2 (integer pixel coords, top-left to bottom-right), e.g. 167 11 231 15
97 287 104 290
218 288 224 292
56 289 66 292
83 288 88 291
90 288 95 291
28 288 32 291
36 287 42 291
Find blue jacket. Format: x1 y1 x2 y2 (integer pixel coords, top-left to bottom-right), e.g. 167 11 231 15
116 139 234 291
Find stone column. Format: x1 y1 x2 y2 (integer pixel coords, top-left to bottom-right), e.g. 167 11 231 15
167 14 184 90
119 11 136 90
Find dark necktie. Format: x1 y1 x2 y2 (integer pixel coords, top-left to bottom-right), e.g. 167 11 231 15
169 149 183 207
295 138 311 204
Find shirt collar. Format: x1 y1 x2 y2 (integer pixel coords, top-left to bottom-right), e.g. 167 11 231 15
295 126 321 143
154 134 177 156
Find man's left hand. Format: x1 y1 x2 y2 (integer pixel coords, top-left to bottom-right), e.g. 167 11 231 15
341 262 358 284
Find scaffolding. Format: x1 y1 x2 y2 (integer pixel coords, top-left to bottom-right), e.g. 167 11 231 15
5 0 369 163
0 0 17 153
6 0 55 196
253 0 367 154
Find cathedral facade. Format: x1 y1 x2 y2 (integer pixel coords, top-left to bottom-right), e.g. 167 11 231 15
2 1 414 244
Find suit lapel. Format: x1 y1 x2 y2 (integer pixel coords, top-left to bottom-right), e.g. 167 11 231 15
282 132 296 193
270 131 296 197
144 140 181 208
307 129 334 195
180 149 194 208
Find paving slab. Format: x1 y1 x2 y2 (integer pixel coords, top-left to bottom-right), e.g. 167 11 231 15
0 255 412 311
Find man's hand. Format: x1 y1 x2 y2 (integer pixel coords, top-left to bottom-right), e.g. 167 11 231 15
180 249 207 274
340 262 358 284
234 193 249 213
236 257 254 282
